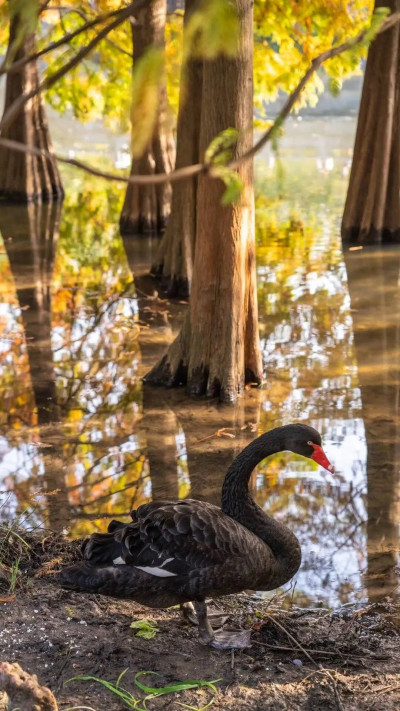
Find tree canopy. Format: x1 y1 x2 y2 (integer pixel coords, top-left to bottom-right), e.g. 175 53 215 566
0 0 375 137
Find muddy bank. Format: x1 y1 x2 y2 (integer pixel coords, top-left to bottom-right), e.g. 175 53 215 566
0 530 400 710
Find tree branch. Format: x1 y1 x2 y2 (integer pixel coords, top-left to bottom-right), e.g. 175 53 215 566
0 0 151 134
0 7 122 77
0 137 205 185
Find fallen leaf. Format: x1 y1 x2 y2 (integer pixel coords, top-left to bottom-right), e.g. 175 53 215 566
130 618 158 640
0 594 16 603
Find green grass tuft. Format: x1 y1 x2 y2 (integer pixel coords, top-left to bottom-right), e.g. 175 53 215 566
67 669 221 711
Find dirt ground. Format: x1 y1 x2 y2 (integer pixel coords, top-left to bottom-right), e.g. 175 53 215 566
1 531 400 711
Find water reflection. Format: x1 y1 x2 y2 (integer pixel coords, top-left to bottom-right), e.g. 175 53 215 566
345 247 400 601
0 135 399 606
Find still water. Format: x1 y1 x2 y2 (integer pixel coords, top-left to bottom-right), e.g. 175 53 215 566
0 118 399 608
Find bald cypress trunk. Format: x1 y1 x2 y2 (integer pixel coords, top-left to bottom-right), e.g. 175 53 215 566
342 0 400 244
151 0 202 296
120 0 175 235
0 12 63 203
146 0 262 403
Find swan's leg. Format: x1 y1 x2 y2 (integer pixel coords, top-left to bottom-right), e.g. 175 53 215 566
194 601 214 644
180 602 198 626
194 601 251 650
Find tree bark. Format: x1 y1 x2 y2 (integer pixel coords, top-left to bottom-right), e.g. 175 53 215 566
342 0 400 244
119 0 175 235
151 0 202 296
0 10 64 203
146 0 263 403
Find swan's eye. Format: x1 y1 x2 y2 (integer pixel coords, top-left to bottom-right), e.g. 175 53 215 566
307 440 312 445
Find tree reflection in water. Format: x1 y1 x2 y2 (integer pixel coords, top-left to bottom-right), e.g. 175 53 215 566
345 247 400 603
0 164 399 606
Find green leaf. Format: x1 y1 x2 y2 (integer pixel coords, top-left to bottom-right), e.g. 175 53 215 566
130 47 165 159
183 0 239 62
211 166 244 205
8 0 38 32
362 6 391 45
327 76 342 97
130 618 158 639
5 0 39 64
205 128 239 166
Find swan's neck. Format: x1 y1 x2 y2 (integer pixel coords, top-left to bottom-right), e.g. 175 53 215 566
221 434 301 584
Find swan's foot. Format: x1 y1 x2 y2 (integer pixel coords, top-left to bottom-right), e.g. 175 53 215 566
180 602 198 626
194 602 251 650
209 628 252 650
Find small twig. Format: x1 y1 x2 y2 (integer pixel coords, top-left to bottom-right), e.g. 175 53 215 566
267 616 345 711
267 615 318 668
301 668 345 711
251 640 344 657
375 683 400 696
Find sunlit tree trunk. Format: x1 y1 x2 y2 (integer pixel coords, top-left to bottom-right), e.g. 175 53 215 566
146 0 262 402
151 0 202 296
342 0 400 244
0 10 64 203
120 0 175 235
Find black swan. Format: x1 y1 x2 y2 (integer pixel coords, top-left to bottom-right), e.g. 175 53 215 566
59 423 334 648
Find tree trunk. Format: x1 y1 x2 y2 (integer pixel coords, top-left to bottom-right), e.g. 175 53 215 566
151 0 203 296
120 0 175 235
146 0 263 403
0 12 64 203
341 0 400 244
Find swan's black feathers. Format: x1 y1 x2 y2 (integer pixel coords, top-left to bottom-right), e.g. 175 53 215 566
84 499 249 577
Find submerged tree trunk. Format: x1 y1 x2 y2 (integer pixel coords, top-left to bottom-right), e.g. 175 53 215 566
151 0 202 296
120 0 175 235
146 0 263 402
0 12 64 203
342 0 400 244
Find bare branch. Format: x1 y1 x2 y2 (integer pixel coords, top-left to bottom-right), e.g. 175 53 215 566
0 137 205 185
0 0 151 134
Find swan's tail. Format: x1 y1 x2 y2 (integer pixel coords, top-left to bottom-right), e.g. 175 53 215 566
58 562 113 592
57 521 135 597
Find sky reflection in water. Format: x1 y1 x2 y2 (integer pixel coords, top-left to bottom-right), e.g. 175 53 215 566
0 118 399 608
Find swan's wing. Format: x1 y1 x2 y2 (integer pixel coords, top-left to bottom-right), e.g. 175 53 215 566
85 499 249 577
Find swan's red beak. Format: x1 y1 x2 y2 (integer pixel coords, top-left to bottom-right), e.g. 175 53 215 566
310 444 335 472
